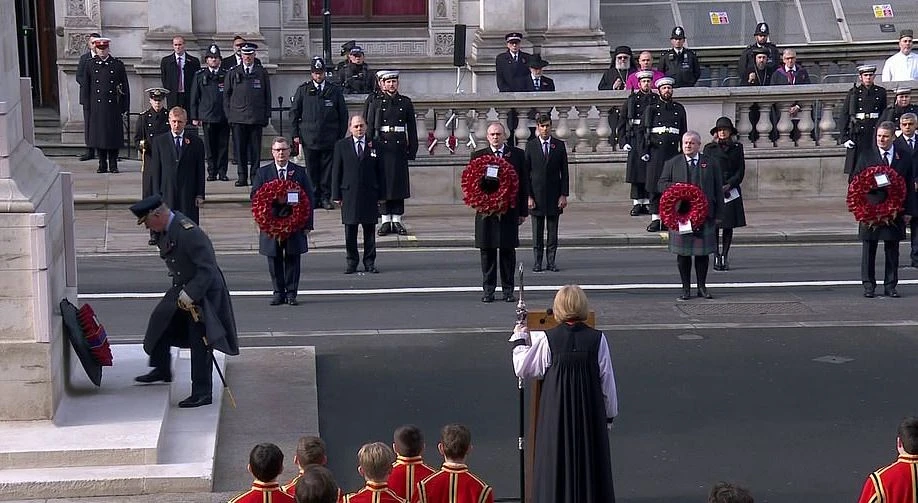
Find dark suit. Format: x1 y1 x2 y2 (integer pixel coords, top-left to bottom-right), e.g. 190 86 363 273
471 146 530 296
332 136 384 270
251 162 315 302
160 52 201 110
851 147 913 294
524 136 569 270
149 131 206 224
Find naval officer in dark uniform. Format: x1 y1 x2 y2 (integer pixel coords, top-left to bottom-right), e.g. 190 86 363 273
131 195 239 408
134 87 170 198
80 37 130 174
620 70 658 216
76 32 100 162
842 65 887 175
642 76 687 232
366 70 418 236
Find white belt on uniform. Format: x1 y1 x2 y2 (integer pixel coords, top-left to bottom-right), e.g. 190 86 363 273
379 126 407 132
650 126 680 134
630 119 642 125
854 113 880 120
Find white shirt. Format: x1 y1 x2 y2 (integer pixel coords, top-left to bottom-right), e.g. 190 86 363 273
903 135 916 148
882 51 918 82
314 81 324 92
880 147 895 162
275 163 289 177
175 53 184 67
685 154 700 164
512 329 618 418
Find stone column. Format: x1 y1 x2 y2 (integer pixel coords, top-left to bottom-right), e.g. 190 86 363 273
540 0 608 62
57 0 102 143
0 0 76 420
279 0 311 61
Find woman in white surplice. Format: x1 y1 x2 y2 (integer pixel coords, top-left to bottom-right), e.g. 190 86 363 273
510 284 618 503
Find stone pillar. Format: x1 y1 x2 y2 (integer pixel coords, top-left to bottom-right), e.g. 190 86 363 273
0 0 76 420
540 0 608 62
469 0 526 88
279 0 310 61
57 0 102 143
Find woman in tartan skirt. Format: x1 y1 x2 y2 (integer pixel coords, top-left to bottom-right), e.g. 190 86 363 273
703 117 746 271
658 131 725 300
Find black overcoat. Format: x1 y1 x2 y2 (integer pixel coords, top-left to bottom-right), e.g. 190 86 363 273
145 212 238 357
251 162 316 256
80 55 130 150
149 131 206 223
290 80 348 150
702 140 747 228
621 90 657 184
134 108 170 197
470 146 530 249
659 48 700 87
366 92 418 200
524 137 569 217
223 64 272 126
658 152 725 223
189 67 228 123
642 99 687 191
160 52 201 108
851 147 914 241
331 136 384 225
495 50 532 92
841 84 887 174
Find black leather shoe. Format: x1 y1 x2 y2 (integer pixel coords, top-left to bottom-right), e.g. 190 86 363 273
864 290 876 298
109 166 119 174
206 175 217 181
546 264 560 272
481 293 495 303
287 297 299 306
344 266 357 274
79 152 95 161
532 264 543 272
629 204 642 216
96 166 107 174
713 255 723 271
178 394 213 408
148 238 157 246
322 200 335 210
378 222 391 236
646 220 662 232
270 295 285 305
365 265 379 273
234 180 248 187
660 222 669 231
677 289 691 301
219 175 230 181
722 257 730 271
642 204 652 215
135 370 172 384
503 292 517 302
697 286 713 299
394 222 408 235
885 289 900 298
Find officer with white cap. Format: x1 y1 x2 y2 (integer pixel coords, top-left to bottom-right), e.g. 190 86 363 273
841 65 887 174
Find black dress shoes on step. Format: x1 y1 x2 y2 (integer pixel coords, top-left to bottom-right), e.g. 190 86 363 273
503 292 517 302
135 370 172 384
364 265 379 273
178 394 213 408
481 293 495 303
713 255 723 271
219 175 230 181
630 204 643 216
206 175 217 181
234 180 249 187
393 222 408 235
697 286 713 299
646 220 662 232
546 264 560 272
677 289 691 301
378 222 392 236
270 295 285 305
287 297 299 306
864 289 876 298
885 289 900 298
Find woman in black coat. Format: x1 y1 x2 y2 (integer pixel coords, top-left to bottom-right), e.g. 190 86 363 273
703 117 747 271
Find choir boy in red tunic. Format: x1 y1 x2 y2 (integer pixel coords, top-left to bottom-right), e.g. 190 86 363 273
388 425 436 502
412 424 494 503
344 442 405 503
228 443 296 503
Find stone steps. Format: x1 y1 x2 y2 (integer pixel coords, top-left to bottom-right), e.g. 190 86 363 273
0 345 225 500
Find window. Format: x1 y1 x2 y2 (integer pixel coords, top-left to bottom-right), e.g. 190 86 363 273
308 0 427 22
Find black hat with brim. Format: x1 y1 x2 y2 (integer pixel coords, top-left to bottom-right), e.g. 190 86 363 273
710 116 737 136
528 54 549 69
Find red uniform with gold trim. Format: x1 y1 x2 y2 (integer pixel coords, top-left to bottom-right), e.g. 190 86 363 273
858 453 918 503
344 481 406 503
412 463 494 503
228 480 296 503
388 455 436 502
283 473 345 502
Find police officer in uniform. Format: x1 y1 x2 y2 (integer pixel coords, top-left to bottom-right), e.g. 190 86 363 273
620 70 658 216
333 40 357 76
496 32 531 145
223 42 272 186
842 65 887 175
134 87 170 198
80 37 130 174
739 22 780 82
660 27 700 88
336 45 374 95
642 77 687 232
879 87 918 130
190 43 231 182
366 70 418 236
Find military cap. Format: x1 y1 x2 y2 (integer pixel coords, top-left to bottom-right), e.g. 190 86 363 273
505 32 523 42
670 26 685 40
349 46 364 55
636 70 654 81
144 87 170 101
89 32 101 39
93 37 111 48
378 70 399 80
613 45 632 57
857 64 877 75
375 70 389 80
239 42 257 55
900 29 914 40
205 43 222 59
129 195 164 224
755 22 769 35
655 77 675 88
528 54 549 69
340 40 357 56
311 57 326 72
896 87 912 95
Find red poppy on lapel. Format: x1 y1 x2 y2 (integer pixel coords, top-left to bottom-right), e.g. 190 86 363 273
895 151 901 160
700 162 708 169
550 142 556 150
183 138 190 145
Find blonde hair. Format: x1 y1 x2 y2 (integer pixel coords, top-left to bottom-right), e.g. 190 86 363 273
357 442 395 481
552 285 589 323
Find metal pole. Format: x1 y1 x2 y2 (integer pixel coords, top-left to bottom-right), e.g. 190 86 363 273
322 0 332 66
276 96 284 137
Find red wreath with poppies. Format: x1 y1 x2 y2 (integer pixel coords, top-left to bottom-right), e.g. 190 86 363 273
461 155 520 215
251 179 311 241
846 165 907 227
660 182 710 231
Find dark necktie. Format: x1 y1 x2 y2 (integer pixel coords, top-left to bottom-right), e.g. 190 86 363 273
534 78 540 89
543 141 550 158
909 138 914 151
788 70 795 85
494 149 503 157
177 56 184 92
883 151 890 165
357 140 364 158
278 168 286 180
174 136 182 156
246 66 251 76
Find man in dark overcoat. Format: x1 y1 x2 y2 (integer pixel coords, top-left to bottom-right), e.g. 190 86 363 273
160 35 201 111
850 121 913 298
149 107 206 224
842 65 887 175
76 32 100 161
495 32 531 145
366 70 418 236
224 42 271 186
189 44 231 182
642 77 686 232
471 122 529 303
80 37 129 174
620 70 657 216
291 56 349 210
524 115 568 273
251 137 316 306
134 87 170 199
131 195 239 408
332 115 384 274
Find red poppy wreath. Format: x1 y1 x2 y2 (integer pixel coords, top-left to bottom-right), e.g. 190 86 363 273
461 155 520 215
846 165 906 227
660 182 710 231
251 178 312 241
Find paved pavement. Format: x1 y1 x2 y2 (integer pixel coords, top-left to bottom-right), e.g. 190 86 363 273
54 156 860 256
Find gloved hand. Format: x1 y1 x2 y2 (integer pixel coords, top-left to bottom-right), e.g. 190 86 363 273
178 289 194 310
622 144 632 152
844 140 856 149
641 154 650 162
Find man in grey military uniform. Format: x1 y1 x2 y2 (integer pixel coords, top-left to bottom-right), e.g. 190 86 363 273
131 195 239 408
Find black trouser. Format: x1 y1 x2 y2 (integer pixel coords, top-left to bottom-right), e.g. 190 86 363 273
203 121 230 177
82 105 94 156
910 220 918 267
507 110 519 146
648 192 662 215
532 215 559 266
345 223 377 268
630 183 649 201
480 247 516 294
97 149 119 172
268 251 301 300
305 148 334 202
861 240 899 291
148 312 212 397
380 199 405 216
232 123 263 182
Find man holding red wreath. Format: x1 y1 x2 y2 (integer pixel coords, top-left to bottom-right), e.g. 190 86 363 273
850 121 914 298
470 123 529 303
251 137 316 306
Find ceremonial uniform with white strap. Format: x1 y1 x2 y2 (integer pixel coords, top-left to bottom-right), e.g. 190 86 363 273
842 71 887 174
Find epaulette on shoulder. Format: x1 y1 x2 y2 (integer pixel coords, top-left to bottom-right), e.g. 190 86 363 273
180 218 195 230
194 67 207 75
